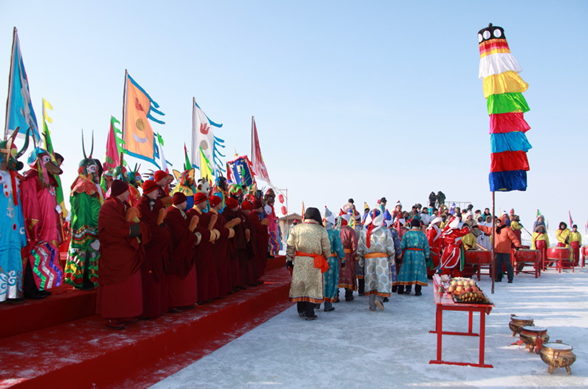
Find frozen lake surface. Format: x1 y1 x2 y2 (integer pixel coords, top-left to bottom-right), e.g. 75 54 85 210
151 267 588 389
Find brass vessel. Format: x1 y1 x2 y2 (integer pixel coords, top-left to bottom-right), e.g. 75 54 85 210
509 314 534 337
519 326 549 353
540 341 576 374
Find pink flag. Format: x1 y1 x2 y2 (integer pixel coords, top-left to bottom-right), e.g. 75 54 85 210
104 116 121 172
250 116 271 183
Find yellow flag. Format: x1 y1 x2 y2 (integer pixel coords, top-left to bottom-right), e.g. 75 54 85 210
199 146 212 181
42 98 53 124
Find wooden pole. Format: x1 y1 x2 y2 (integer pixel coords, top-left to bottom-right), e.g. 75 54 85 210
119 69 128 166
192 97 195 168
4 27 17 139
491 191 496 294
250 116 254 164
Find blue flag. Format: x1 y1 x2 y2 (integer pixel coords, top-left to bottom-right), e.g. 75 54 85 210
5 28 39 142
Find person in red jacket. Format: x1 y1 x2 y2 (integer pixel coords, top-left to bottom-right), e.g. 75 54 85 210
477 216 522 283
426 216 443 277
439 216 471 278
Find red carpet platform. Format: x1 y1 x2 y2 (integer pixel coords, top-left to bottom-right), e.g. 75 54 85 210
0 256 291 389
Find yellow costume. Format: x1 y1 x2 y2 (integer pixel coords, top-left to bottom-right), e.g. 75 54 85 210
555 228 572 260
531 232 549 249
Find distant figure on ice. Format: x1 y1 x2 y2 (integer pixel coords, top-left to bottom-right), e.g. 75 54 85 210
436 191 446 208
428 191 436 208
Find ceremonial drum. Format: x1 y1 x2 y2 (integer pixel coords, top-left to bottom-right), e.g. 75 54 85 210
581 246 588 268
511 249 541 278
546 247 574 273
464 250 492 281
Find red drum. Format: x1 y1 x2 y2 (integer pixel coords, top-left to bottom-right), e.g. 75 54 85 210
546 247 574 273
547 247 571 260
465 250 492 264
581 246 588 268
511 249 541 278
464 250 492 281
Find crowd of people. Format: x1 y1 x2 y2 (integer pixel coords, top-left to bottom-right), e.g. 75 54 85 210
285 197 583 320
1 136 583 328
0 137 282 329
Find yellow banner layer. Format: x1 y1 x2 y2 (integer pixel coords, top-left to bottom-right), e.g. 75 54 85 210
483 71 529 99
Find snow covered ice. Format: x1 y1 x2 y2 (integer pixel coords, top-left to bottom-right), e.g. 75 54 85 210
151 268 588 389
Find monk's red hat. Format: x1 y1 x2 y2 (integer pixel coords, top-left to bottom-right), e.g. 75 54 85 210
142 180 158 194
251 199 262 210
172 192 187 205
110 180 129 197
194 192 207 205
225 197 239 209
241 201 252 211
153 170 167 182
209 195 221 208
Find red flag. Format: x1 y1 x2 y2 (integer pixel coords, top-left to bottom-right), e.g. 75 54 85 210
569 211 573 228
250 116 271 183
104 116 121 172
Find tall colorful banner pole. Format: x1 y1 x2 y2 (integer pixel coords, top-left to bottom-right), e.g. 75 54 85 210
478 23 532 294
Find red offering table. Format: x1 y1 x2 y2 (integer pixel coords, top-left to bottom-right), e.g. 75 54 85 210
429 275 494 368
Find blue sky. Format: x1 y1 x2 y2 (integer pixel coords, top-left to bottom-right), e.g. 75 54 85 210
1 1 587 234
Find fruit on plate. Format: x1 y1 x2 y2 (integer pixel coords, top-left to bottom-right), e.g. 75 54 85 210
457 292 489 304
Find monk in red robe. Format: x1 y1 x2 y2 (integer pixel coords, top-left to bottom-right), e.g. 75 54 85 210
153 169 173 207
137 180 172 319
222 198 250 291
238 201 255 287
248 199 269 285
209 195 240 297
187 193 219 303
97 180 151 329
165 192 200 310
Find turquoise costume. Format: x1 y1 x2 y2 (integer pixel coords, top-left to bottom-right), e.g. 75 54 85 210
397 228 430 287
324 228 344 303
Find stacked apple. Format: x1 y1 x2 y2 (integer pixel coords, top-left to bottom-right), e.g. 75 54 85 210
447 278 489 303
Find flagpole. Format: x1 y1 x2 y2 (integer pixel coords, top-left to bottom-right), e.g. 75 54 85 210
120 69 128 165
4 27 17 139
491 191 496 294
250 116 254 163
192 97 195 166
